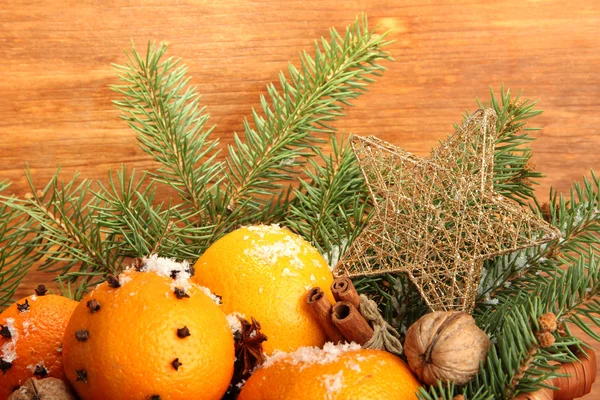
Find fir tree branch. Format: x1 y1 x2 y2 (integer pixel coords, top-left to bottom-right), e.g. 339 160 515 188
420 90 599 400
459 86 543 205
219 14 393 225
285 135 371 266
6 169 122 297
111 16 392 243
480 171 600 302
0 181 42 310
112 41 223 224
93 166 214 259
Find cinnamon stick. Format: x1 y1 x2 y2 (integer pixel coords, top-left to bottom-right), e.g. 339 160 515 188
512 388 554 400
512 345 596 400
554 346 596 400
331 277 361 309
306 287 345 344
332 301 374 345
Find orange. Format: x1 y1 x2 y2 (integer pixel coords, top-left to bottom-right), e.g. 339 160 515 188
238 343 421 400
0 292 78 400
193 224 335 353
62 256 234 400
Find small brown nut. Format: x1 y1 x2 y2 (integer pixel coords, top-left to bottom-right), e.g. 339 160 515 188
536 331 556 348
404 311 490 386
9 377 77 400
537 312 557 333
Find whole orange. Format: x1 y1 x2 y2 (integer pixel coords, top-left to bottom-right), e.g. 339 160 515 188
0 292 78 400
193 225 335 353
62 256 234 400
238 343 421 400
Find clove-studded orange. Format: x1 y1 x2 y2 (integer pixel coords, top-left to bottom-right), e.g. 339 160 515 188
62 256 234 400
0 288 78 400
193 224 336 354
237 343 421 400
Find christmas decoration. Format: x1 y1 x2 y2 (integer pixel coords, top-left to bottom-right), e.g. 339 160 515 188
306 287 345 344
193 225 335 353
513 347 596 400
358 294 404 356
61 257 234 400
404 311 490 386
336 110 560 312
332 301 374 345
0 15 598 400
512 345 596 400
237 343 421 400
0 292 77 399
8 377 77 400
230 316 268 392
307 277 404 355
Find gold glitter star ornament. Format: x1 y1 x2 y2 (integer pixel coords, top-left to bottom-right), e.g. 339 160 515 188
335 109 560 312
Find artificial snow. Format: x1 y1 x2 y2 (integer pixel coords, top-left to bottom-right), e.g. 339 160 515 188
143 254 192 282
321 371 344 399
26 361 45 373
323 239 347 271
235 379 247 389
113 255 221 305
119 275 133 286
226 312 246 334
263 342 361 369
1 318 18 362
198 286 221 305
281 268 298 277
482 293 499 305
21 320 36 337
244 233 304 269
345 360 361 372
247 224 281 236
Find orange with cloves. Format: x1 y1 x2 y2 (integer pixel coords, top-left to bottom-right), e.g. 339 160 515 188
0 287 77 400
62 256 234 400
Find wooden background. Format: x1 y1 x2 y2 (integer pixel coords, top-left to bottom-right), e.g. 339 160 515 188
2 0 600 396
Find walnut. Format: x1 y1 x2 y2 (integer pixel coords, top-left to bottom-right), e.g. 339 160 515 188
404 311 490 385
9 377 77 400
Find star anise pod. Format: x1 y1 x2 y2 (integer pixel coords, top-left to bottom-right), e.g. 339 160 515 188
223 316 268 399
235 316 267 378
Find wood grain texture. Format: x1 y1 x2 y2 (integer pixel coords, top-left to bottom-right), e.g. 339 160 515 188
2 0 600 396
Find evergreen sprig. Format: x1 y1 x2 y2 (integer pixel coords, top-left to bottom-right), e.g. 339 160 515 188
3 15 393 297
111 15 393 243
224 15 392 223
0 181 41 309
285 135 371 267
485 85 544 205
418 97 600 400
112 42 222 224
93 166 215 259
5 169 120 300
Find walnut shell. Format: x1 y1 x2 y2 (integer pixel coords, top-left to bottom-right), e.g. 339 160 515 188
9 377 77 400
404 311 490 385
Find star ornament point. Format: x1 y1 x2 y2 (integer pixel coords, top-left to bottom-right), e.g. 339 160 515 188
335 109 560 312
